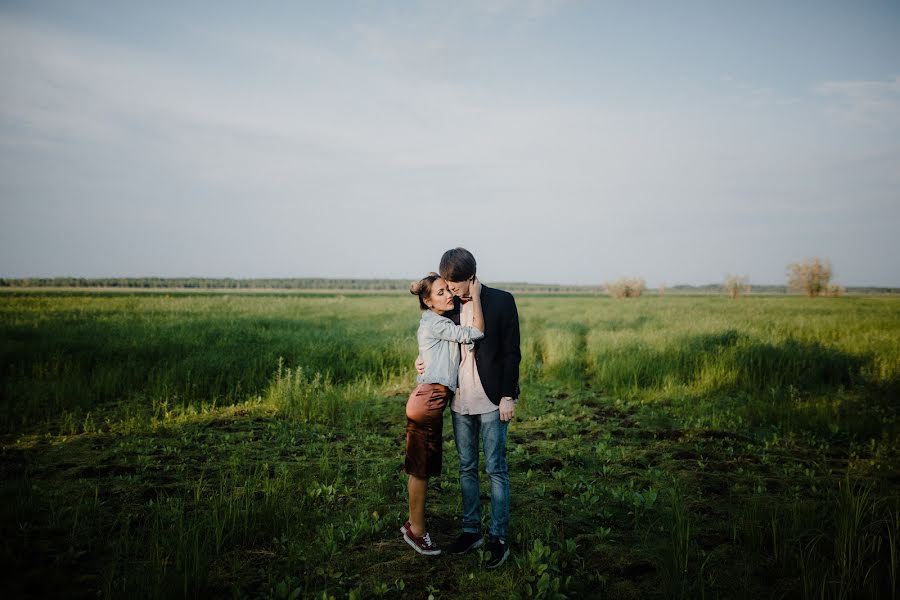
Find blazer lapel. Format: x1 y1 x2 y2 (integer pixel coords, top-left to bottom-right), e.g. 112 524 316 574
480 284 491 312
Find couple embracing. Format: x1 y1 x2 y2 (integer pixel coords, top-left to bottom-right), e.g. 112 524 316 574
402 247 520 570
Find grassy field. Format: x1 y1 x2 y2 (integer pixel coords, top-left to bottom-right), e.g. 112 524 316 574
1 291 898 599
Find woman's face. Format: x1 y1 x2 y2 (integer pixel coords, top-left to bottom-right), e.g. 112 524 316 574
427 278 456 313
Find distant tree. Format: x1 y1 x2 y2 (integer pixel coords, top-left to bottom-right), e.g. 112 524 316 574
787 258 833 297
722 274 750 299
605 277 646 298
825 283 845 297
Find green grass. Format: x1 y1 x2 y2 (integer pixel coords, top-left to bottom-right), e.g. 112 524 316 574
1 291 898 598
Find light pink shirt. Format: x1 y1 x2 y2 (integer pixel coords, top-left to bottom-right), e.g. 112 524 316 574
451 298 498 415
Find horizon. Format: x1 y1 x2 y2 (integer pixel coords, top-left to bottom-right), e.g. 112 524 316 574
2 2 899 287
3 274 897 291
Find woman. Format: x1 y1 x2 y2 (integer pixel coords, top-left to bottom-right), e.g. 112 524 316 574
401 273 484 555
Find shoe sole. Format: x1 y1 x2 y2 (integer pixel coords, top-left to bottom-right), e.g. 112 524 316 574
448 536 484 555
403 532 441 556
485 548 509 569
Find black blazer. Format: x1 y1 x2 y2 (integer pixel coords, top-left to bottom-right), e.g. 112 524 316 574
468 285 521 404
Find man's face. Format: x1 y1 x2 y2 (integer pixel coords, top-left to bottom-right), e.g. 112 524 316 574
445 277 472 300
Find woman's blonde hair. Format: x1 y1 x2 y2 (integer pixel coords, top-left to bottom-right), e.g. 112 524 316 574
410 272 441 310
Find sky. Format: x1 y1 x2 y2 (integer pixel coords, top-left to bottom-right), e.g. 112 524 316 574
1 1 899 286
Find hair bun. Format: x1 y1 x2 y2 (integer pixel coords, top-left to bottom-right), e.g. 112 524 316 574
411 273 442 310
411 273 439 295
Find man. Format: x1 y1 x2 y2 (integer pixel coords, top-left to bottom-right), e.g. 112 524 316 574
416 247 521 569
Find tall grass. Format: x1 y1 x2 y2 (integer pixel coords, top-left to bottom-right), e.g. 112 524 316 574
265 358 374 425
5 293 896 434
733 476 899 599
0 292 414 432
657 486 694 599
103 464 309 598
516 295 900 436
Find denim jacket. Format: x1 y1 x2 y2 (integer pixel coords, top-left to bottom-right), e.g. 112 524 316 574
416 309 484 392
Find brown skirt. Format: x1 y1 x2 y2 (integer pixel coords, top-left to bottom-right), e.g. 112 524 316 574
404 383 452 478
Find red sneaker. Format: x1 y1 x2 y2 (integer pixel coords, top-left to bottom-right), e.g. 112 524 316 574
403 530 441 556
400 520 411 535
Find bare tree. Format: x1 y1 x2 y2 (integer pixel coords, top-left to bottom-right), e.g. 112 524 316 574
787 258 833 297
825 283 845 297
723 274 750 299
605 277 646 298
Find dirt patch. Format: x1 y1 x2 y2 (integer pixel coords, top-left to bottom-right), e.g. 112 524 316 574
702 459 743 473
75 464 138 478
520 430 548 441
423 512 456 537
130 475 183 501
538 457 564 472
696 532 731 550
693 429 752 442
358 539 463 596
619 558 656 578
696 474 732 496
671 450 699 460
635 429 684 440
579 396 631 414
204 420 247 432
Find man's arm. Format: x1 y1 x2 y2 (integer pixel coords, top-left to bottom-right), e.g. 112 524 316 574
500 292 521 400
499 292 521 421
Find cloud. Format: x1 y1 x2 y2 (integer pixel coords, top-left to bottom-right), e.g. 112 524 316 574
2 10 897 284
815 75 900 127
2 12 889 213
0 13 673 199
471 0 576 18
718 74 800 108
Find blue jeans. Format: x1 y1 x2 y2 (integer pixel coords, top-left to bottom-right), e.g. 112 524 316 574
452 410 510 540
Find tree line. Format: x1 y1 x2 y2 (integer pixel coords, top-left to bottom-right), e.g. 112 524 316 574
1 264 897 295
0 278 411 290
605 258 895 298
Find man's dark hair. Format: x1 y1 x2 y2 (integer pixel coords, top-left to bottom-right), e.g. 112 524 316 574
439 247 477 282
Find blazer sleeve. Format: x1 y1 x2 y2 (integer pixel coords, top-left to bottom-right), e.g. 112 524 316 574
500 292 521 399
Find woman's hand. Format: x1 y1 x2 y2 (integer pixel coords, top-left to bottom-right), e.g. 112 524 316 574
471 276 482 299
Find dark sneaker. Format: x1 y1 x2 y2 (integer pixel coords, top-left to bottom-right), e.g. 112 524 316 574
485 536 509 569
404 530 441 556
446 531 484 555
400 520 411 536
